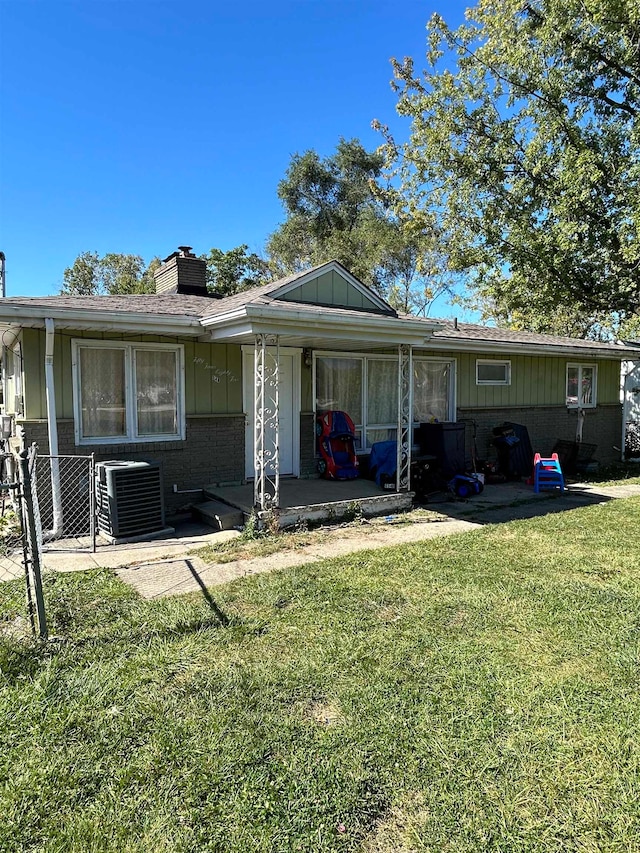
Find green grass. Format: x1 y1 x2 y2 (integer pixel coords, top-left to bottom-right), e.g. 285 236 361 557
576 462 640 486
2 499 640 852
191 509 443 565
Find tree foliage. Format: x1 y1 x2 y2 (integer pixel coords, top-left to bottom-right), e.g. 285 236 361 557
267 139 390 288
62 247 272 299
61 252 159 295
379 0 640 334
267 138 454 313
204 245 271 296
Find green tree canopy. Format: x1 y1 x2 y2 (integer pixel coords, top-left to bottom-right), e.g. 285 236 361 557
204 245 271 297
61 252 159 295
379 0 640 335
267 138 454 313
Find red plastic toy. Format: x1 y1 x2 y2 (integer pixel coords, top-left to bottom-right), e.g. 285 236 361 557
315 411 359 480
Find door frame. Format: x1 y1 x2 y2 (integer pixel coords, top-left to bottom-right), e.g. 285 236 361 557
242 345 302 479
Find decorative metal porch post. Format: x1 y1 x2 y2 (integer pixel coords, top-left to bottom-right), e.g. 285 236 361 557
253 334 280 511
396 343 413 492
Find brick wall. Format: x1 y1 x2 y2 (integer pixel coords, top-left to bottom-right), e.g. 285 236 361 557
18 415 245 516
456 403 623 466
18 413 323 516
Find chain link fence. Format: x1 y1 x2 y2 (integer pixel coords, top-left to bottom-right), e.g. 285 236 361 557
33 454 96 552
625 421 640 459
0 451 25 585
1 447 100 639
0 446 47 638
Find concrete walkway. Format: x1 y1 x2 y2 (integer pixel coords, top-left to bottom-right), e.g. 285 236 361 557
114 480 640 599
114 513 480 599
5 480 640 597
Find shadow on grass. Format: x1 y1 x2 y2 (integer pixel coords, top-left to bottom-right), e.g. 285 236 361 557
185 559 230 626
421 486 615 525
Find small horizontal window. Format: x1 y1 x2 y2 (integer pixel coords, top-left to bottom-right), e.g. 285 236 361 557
476 359 511 386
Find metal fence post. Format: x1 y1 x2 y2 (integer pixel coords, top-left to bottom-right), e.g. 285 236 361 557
90 453 96 553
18 449 47 640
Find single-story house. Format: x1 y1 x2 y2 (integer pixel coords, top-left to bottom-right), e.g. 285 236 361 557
1 247 638 526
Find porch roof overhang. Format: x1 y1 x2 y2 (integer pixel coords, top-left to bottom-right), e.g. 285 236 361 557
200 303 444 348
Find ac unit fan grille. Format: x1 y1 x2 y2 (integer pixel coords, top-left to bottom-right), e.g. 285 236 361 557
97 462 165 538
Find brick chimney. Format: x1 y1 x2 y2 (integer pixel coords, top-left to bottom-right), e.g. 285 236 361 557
154 246 209 296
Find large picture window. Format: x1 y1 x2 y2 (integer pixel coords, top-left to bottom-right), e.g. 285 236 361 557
72 341 185 444
314 353 455 450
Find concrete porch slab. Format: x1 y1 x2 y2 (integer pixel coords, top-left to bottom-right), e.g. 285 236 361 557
204 478 413 527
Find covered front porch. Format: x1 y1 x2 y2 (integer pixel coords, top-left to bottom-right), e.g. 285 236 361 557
203 477 414 529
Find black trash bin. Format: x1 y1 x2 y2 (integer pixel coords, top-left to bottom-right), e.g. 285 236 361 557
416 422 466 479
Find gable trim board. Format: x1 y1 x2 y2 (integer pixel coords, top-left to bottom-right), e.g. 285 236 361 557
271 261 395 315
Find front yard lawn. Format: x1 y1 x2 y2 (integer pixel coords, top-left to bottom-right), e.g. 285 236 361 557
2 498 640 852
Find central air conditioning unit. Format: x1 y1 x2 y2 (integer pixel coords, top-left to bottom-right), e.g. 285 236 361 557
96 460 166 541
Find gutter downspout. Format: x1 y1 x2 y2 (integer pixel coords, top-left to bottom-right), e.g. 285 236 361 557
44 318 63 539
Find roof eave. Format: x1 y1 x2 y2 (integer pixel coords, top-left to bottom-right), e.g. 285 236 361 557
0 305 204 335
429 335 640 359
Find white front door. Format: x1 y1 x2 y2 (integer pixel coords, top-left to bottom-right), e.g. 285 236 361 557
243 349 300 479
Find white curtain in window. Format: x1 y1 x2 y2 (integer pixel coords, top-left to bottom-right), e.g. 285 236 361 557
80 348 126 437
136 349 178 435
566 366 579 406
316 357 362 424
367 360 398 424
413 361 450 422
581 367 594 405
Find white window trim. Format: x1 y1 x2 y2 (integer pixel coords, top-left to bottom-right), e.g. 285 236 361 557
476 358 511 386
313 350 457 451
566 362 598 409
71 339 185 445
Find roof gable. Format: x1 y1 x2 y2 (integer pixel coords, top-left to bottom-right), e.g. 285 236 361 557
270 261 395 316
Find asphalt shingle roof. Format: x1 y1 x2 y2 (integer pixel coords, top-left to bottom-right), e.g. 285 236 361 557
1 260 638 356
427 318 634 354
0 294 217 316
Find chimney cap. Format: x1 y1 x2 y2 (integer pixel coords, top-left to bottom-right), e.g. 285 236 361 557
162 246 197 263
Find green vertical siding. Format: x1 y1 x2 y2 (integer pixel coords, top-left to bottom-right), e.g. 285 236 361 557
281 269 383 312
21 329 244 420
22 328 45 420
19 327 624 422
422 350 622 408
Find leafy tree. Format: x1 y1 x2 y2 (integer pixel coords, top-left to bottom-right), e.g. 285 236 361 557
61 251 101 296
204 245 271 296
62 253 158 295
267 139 389 289
268 138 454 311
378 0 640 334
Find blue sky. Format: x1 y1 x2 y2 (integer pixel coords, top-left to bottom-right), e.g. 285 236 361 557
0 0 470 300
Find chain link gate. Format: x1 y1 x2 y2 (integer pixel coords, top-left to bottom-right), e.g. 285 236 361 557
33 453 96 553
0 446 48 638
0 451 27 586
1 448 97 639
